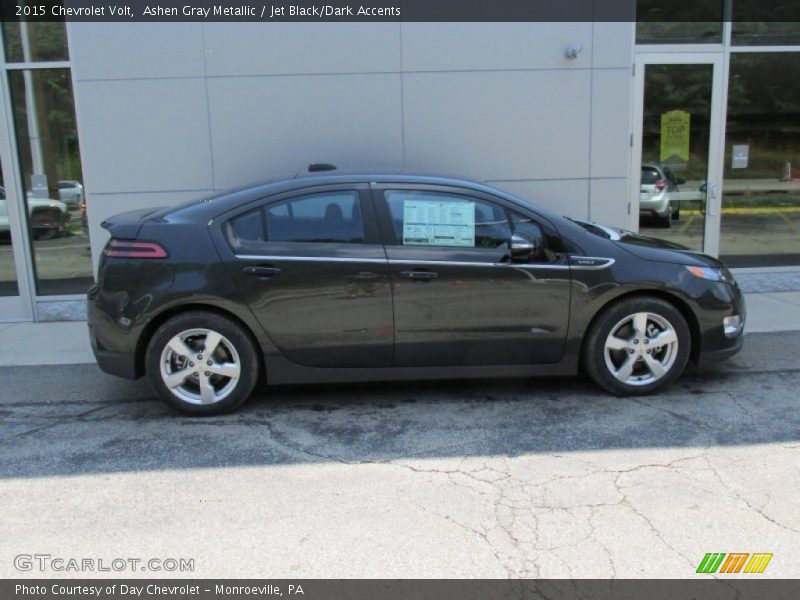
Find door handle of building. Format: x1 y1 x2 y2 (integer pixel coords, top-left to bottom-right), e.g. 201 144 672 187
707 183 720 217
399 270 438 281
243 265 282 279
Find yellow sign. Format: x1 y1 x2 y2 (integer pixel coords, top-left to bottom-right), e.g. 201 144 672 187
660 110 690 162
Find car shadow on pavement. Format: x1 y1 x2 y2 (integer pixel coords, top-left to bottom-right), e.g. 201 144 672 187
0 331 797 479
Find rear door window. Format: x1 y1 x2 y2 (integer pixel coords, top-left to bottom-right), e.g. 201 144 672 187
266 191 364 243
641 167 661 184
225 190 365 250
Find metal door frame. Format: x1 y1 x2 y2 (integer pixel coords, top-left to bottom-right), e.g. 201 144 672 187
630 52 727 257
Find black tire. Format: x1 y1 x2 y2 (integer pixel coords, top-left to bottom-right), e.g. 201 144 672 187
145 311 260 416
31 209 63 240
583 296 691 396
32 227 58 241
673 208 681 221
658 213 672 228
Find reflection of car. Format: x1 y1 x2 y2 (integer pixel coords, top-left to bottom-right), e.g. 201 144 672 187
0 186 70 240
57 180 84 207
640 163 685 227
26 180 84 208
88 172 745 416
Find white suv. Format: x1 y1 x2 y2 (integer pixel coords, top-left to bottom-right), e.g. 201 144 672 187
0 186 70 240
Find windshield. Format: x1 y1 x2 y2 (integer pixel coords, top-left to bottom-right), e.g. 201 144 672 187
567 218 621 240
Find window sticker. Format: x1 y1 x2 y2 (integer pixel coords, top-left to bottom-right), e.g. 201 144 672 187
402 199 475 247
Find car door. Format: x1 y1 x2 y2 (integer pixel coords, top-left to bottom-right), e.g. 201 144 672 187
372 183 571 367
216 184 393 368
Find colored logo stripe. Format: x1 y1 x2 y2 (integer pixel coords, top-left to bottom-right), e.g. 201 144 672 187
744 553 773 574
697 552 773 574
720 553 749 573
697 553 726 573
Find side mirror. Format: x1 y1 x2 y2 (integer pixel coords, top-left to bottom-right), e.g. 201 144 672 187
509 232 539 262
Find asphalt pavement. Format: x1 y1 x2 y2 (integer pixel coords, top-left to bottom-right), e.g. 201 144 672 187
1 330 799 578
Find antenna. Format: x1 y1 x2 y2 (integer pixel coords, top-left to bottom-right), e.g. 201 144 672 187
308 163 337 173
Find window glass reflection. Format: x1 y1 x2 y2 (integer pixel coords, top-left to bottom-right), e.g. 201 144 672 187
733 0 800 46
8 69 92 295
720 53 800 265
636 0 724 44
2 21 69 62
0 168 21 297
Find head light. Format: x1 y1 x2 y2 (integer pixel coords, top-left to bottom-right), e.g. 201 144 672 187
685 266 735 284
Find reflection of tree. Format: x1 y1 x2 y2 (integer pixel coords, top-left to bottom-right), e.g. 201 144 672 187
726 54 800 179
5 21 82 196
642 65 712 178
636 0 723 43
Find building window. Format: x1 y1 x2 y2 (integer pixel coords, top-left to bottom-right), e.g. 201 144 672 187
2 22 69 62
635 0 724 44
3 20 91 296
720 52 800 265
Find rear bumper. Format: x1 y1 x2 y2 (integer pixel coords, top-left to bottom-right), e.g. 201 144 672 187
87 295 139 380
92 347 138 379
639 200 671 218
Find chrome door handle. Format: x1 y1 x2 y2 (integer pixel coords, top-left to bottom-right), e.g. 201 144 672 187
399 270 438 281
243 265 282 278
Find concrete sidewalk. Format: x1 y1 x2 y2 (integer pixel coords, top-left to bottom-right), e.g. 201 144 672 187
1 290 799 368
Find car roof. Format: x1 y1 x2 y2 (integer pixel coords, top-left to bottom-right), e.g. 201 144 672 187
153 171 587 242
161 172 518 219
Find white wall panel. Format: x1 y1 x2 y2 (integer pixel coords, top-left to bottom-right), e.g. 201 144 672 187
75 78 213 194
591 68 633 178
207 74 403 189
69 23 204 80
590 178 631 229
403 70 591 181
204 23 401 76
491 179 590 220
592 22 636 69
402 23 593 71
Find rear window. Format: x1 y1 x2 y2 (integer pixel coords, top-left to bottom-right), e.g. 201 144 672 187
225 190 365 249
641 167 661 184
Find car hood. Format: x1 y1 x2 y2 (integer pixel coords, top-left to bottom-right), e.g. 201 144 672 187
611 229 724 268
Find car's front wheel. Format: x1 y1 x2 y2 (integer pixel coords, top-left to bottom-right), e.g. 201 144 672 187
583 297 690 395
145 311 259 415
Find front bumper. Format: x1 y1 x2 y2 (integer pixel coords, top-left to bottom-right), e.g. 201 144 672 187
696 332 744 367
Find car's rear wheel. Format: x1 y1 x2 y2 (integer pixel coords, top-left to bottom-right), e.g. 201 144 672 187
583 297 690 395
145 311 259 415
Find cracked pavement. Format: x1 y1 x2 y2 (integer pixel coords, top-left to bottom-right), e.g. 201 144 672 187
1 331 799 578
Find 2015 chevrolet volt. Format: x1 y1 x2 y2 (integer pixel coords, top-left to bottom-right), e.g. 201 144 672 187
87 172 745 415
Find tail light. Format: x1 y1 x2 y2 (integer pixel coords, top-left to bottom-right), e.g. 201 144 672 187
655 179 667 191
104 239 168 259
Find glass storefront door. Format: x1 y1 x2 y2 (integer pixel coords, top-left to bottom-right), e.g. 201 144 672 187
632 54 726 255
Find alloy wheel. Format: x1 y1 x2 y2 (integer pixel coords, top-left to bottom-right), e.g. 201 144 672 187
603 312 678 386
159 328 242 405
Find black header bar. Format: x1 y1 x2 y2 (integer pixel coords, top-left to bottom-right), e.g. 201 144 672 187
1 0 799 22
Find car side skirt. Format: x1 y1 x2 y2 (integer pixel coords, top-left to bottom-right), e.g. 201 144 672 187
261 354 580 386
